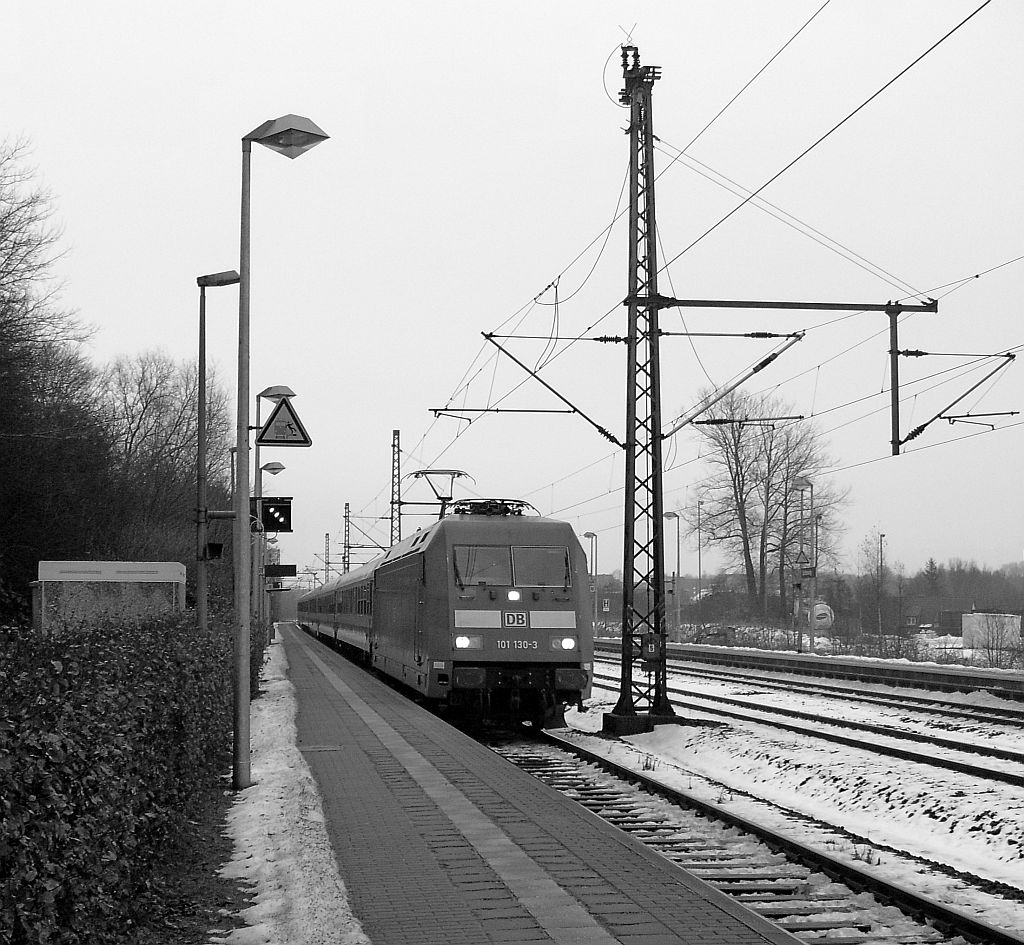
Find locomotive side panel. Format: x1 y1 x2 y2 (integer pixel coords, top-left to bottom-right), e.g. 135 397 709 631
372 552 425 691
417 535 461 698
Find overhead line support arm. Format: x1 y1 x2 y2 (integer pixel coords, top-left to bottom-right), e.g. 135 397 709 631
632 295 938 455
481 332 624 448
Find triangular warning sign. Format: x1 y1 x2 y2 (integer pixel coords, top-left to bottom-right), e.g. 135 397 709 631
256 398 312 446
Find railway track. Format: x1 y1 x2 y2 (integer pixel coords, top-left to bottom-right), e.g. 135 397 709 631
593 641 1024 725
644 642 1024 702
589 664 1024 786
490 732 1024 945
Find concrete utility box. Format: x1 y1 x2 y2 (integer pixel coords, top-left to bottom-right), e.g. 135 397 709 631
961 612 1021 650
31 561 186 633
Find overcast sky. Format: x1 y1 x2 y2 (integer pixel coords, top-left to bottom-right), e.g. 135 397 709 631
8 1 1022 581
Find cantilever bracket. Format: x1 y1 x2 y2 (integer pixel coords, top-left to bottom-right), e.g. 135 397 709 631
478 333 625 448
900 354 1016 447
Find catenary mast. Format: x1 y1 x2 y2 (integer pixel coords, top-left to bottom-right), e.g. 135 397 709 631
606 45 675 731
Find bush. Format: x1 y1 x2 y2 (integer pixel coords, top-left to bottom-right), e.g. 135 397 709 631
0 614 234 945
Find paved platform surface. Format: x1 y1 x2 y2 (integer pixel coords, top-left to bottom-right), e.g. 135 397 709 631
281 624 802 945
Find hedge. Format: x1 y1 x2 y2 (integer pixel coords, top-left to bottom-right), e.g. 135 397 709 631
0 613 263 945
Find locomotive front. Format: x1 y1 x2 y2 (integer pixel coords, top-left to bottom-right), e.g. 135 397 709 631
431 499 592 726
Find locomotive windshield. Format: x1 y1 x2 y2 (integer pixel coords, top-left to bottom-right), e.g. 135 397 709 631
453 546 512 587
453 545 571 587
513 546 571 587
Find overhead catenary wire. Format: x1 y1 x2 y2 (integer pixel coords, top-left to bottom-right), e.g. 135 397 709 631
425 7 934 478
344 9 1010 553
652 139 926 300
657 0 995 275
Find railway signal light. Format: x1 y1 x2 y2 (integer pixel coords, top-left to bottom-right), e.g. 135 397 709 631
260 497 293 533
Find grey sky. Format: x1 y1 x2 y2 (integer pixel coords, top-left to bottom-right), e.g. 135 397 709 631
8 1 1022 579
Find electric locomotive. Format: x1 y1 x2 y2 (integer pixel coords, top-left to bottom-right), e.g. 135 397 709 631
297 498 592 726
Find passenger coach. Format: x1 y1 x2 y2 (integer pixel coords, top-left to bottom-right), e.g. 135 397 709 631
297 498 592 726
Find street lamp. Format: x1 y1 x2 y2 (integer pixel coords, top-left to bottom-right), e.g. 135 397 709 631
196 269 239 634
255 460 285 636
663 512 681 636
234 114 328 791
878 532 886 636
252 387 294 635
254 386 295 509
793 476 814 654
583 531 598 633
696 500 703 631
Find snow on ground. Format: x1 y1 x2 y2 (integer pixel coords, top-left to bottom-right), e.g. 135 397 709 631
566 696 1024 930
211 638 1024 941
208 641 369 945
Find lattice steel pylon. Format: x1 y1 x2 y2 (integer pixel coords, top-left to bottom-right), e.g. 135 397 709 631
342 502 351 573
609 46 675 725
390 429 402 545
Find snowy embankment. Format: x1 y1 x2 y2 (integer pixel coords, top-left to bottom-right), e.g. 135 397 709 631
567 695 1024 931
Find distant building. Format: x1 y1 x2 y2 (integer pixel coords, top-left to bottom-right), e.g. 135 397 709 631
900 596 975 634
962 612 1021 650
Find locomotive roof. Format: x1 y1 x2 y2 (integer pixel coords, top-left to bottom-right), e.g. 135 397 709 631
298 502 576 600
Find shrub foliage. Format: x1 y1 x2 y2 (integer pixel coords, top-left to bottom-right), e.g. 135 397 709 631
0 615 240 944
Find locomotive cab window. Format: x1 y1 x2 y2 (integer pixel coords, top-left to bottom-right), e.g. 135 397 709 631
453 546 512 587
512 546 571 587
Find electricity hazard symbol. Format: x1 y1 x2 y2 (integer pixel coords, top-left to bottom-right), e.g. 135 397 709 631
256 398 312 447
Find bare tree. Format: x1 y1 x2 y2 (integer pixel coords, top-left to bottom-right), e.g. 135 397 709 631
855 528 886 637
685 389 845 621
0 141 110 616
0 139 85 348
99 350 232 562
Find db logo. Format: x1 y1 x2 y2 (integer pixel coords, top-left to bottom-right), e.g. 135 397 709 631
503 612 528 627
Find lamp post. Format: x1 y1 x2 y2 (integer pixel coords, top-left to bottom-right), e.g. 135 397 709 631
696 500 703 631
253 385 296 501
255 460 285 636
583 532 598 633
234 114 328 791
196 270 240 634
663 512 681 636
793 476 813 653
253 385 294 636
878 532 886 636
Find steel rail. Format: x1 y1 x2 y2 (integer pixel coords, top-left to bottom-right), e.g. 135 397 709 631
540 729 1024 945
591 669 1024 787
626 650 1024 725
591 657 1024 763
593 639 1024 703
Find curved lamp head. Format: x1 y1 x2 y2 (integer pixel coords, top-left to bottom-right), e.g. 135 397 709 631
663 511 679 520
261 462 286 476
583 531 597 539
258 385 295 402
246 114 329 159
197 269 240 288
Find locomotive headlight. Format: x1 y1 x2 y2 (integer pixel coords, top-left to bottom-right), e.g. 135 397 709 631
507 590 521 601
551 636 577 651
454 634 483 649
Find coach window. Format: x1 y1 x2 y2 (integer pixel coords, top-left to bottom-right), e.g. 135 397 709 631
513 546 571 587
453 545 511 587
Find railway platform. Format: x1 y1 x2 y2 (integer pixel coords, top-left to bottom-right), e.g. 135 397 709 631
280 624 802 945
